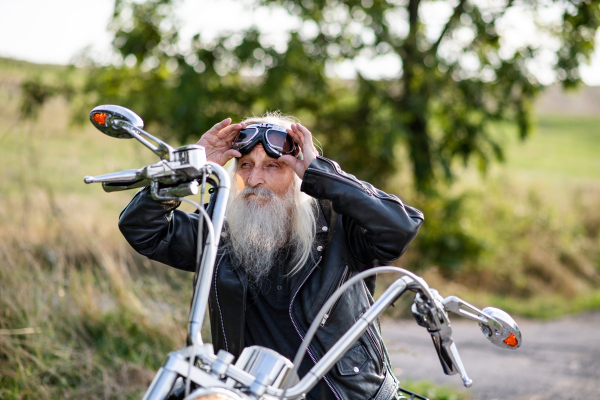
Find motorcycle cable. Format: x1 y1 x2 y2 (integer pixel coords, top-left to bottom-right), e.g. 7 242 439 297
179 177 216 398
278 266 430 400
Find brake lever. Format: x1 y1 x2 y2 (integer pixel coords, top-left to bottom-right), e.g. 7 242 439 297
151 181 200 201
412 290 473 387
429 331 473 387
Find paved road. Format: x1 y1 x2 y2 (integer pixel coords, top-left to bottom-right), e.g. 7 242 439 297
381 312 600 400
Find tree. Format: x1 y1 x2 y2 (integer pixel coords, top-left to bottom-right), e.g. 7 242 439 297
260 0 600 191
24 0 600 192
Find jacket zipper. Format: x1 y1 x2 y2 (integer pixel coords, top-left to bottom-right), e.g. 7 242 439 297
320 265 350 327
289 256 342 400
366 327 384 368
214 252 228 352
361 281 384 367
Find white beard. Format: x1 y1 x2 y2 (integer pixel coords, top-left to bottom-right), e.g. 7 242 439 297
226 185 296 286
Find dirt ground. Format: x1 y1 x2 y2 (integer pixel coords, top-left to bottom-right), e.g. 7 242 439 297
382 311 600 400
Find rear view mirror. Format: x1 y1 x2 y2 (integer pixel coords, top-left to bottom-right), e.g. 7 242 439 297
89 104 173 160
442 296 522 350
89 105 143 139
480 307 522 350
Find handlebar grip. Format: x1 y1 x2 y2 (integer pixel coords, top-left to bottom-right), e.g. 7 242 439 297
102 179 149 192
84 169 149 192
84 169 143 184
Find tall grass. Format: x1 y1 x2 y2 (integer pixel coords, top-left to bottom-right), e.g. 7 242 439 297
0 63 197 399
0 189 194 398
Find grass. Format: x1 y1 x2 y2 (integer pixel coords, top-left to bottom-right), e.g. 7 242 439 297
507 116 600 180
1 56 599 398
399 381 468 400
460 290 600 319
0 58 197 399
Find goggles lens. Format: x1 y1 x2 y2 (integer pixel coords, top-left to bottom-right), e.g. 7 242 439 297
266 130 295 153
233 127 256 146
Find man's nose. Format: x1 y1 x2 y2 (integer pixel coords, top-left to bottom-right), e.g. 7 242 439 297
247 167 265 187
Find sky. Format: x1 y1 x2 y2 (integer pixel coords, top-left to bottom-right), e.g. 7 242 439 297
0 0 598 85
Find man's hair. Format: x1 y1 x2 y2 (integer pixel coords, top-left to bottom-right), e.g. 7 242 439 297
240 111 298 129
226 112 317 276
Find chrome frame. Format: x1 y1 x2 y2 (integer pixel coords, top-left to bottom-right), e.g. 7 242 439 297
186 163 229 346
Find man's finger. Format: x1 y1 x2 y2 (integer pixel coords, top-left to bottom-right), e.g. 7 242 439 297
219 123 246 144
279 154 301 174
221 149 242 164
207 118 232 136
218 122 242 135
297 123 313 141
291 124 305 146
286 128 302 146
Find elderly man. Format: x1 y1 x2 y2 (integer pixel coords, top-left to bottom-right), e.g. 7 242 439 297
118 114 424 400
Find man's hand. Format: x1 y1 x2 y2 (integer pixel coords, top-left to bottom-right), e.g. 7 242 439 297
197 118 246 166
279 123 318 179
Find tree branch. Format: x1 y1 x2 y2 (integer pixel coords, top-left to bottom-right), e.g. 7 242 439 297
430 0 515 56
408 0 421 45
430 0 467 55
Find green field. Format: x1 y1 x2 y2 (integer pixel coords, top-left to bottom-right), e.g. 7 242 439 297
448 115 600 199
509 116 600 180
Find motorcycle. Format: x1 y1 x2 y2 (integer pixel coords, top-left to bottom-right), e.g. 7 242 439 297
84 105 522 400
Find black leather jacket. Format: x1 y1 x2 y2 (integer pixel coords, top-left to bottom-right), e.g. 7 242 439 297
118 156 424 400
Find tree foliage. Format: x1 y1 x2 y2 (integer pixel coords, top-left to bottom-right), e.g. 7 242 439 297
23 0 600 191
260 0 600 190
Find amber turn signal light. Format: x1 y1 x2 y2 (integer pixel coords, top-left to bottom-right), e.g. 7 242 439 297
92 112 108 125
503 333 518 347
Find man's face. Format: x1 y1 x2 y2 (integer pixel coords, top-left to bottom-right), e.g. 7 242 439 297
235 144 295 201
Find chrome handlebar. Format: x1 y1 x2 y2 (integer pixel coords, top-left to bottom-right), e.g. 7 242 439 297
145 268 522 400
84 144 208 198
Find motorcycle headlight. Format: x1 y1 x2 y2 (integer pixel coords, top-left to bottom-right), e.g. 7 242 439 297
183 388 242 400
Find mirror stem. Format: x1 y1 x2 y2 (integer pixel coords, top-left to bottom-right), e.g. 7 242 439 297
114 120 174 160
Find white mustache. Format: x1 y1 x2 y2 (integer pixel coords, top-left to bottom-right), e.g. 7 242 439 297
241 185 275 200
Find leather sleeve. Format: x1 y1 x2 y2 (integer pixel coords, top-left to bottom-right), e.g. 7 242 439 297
118 186 199 272
300 156 424 267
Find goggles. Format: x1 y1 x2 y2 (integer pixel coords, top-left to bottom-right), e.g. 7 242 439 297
232 123 300 159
